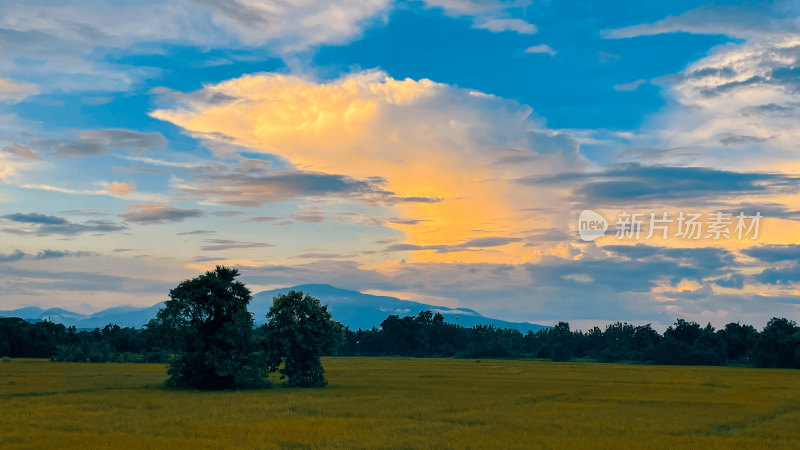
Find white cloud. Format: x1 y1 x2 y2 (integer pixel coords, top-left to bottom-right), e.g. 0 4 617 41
475 18 536 34
0 0 393 92
423 0 536 35
524 44 556 56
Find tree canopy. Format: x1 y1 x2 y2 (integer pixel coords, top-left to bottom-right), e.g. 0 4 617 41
149 266 266 390
262 291 343 387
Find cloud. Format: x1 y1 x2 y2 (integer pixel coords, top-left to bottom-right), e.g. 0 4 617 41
290 210 326 224
176 230 216 235
0 78 38 103
34 249 94 259
475 18 536 34
34 129 166 157
233 241 794 327
603 4 800 39
119 203 205 224
423 0 536 35
423 0 529 15
719 135 769 146
173 162 391 207
1 213 126 236
613 79 647 91
525 163 800 206
3 213 68 225
611 33 800 174
152 70 583 263
109 182 136 195
386 236 522 253
0 250 25 263
524 44 556 56
0 0 393 92
192 0 392 51
1 144 42 160
239 216 278 223
200 239 274 251
742 245 800 263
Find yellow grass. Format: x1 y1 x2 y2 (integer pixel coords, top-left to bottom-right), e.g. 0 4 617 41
1 358 798 449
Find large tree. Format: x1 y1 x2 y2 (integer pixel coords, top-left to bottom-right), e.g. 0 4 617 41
263 291 343 387
151 266 266 390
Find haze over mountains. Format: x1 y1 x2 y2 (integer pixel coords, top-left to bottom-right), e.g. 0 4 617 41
0 285 547 332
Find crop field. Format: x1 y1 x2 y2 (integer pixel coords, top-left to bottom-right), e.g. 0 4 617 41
1 358 798 449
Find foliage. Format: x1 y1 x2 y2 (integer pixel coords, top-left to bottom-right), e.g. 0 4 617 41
262 291 343 387
149 266 267 390
2 299 799 370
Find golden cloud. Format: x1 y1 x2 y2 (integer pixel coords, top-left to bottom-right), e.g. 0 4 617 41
152 70 583 263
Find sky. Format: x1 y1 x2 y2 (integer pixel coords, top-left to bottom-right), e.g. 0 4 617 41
1 0 799 330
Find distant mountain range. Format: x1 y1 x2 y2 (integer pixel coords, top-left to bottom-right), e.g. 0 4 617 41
0 284 548 333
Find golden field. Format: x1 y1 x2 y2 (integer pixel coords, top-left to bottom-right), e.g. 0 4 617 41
0 358 798 449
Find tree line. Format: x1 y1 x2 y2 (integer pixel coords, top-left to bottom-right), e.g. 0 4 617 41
338 313 800 368
2 268 799 381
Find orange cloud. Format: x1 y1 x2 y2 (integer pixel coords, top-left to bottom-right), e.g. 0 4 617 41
109 182 136 195
152 71 583 263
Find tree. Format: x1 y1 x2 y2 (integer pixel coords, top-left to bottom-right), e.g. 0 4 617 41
150 266 266 390
718 322 757 361
263 291 343 387
753 318 800 368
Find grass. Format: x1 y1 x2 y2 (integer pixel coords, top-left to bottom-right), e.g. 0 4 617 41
1 358 799 449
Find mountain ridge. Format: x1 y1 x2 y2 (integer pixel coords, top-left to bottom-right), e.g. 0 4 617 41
0 284 548 332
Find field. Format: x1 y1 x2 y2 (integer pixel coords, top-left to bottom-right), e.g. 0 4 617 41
1 358 799 449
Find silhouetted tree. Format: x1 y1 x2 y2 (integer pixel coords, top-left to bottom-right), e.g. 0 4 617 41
718 322 757 362
263 291 343 387
753 318 800 368
150 266 266 390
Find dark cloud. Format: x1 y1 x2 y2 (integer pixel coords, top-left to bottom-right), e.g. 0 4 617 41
34 129 165 158
0 249 93 262
177 230 217 236
35 249 94 259
295 253 344 259
2 213 126 236
1 144 42 160
386 236 521 253
212 210 246 217
756 264 800 286
740 103 795 117
200 239 274 251
719 135 768 146
239 216 278 223
392 196 444 203
0 250 25 263
742 245 800 263
119 204 204 224
290 211 325 223
522 163 799 206
714 274 745 289
182 167 390 207
3 213 68 225
112 164 164 174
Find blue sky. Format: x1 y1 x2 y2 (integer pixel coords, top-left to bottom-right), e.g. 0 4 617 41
0 0 799 330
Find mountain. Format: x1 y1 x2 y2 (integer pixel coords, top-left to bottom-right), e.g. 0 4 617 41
251 284 548 332
0 284 548 332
